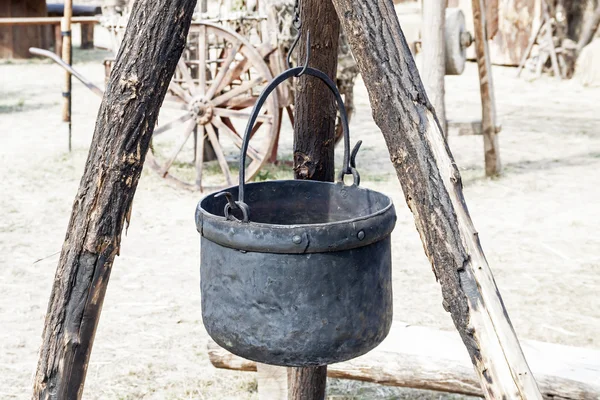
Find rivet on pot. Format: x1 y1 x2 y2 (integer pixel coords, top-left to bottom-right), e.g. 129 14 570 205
357 230 365 241
292 235 303 244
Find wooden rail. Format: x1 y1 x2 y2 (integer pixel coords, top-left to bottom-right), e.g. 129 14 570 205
0 17 99 26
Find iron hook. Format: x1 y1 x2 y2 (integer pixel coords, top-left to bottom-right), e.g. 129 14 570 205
286 31 311 77
350 140 362 169
215 191 238 210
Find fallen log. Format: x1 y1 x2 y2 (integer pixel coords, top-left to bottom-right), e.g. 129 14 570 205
209 322 600 400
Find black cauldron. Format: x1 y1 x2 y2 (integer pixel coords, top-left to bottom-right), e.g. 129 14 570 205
196 67 396 366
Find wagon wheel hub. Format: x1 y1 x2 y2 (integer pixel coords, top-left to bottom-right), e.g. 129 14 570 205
190 97 214 125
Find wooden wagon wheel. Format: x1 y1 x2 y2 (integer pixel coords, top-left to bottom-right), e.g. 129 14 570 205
146 22 280 191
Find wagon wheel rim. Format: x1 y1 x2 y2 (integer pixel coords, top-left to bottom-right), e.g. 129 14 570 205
146 22 279 192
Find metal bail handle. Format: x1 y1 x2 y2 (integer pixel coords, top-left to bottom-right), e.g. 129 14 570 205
218 66 360 222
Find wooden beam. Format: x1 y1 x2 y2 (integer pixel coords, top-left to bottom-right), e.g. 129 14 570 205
471 0 501 176
327 0 539 398
0 16 99 26
421 0 447 134
31 0 197 398
209 322 600 400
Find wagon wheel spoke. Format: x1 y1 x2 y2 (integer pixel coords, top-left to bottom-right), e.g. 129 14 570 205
161 101 189 111
213 118 263 162
169 82 192 102
178 59 198 96
206 41 242 100
212 76 264 107
160 119 196 177
285 106 295 126
195 125 206 190
216 54 248 94
154 112 194 136
205 123 233 185
197 24 207 96
250 121 264 137
212 107 273 124
214 107 271 139
165 94 186 104
220 96 258 110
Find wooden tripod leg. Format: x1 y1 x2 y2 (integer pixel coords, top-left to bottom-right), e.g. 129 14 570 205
31 0 197 397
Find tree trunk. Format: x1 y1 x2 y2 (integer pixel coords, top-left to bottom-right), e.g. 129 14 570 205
31 0 197 398
328 0 541 398
292 0 340 181
289 1 339 398
288 366 328 400
421 0 447 135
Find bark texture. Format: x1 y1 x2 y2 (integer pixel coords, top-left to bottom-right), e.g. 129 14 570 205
292 0 340 181
32 0 197 398
289 1 338 397
328 0 540 398
288 367 327 400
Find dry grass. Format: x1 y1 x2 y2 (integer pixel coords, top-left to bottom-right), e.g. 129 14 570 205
0 42 599 399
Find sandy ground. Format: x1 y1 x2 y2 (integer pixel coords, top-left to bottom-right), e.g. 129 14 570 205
1 36 600 399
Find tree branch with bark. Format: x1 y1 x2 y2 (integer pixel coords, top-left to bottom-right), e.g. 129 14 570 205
328 0 540 398
32 0 197 398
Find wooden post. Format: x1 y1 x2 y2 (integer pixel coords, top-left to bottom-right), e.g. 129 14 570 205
31 0 196 398
293 0 340 182
328 0 541 398
53 24 62 57
421 0 447 135
80 24 94 49
470 0 501 176
288 366 328 400
289 0 340 398
61 0 73 151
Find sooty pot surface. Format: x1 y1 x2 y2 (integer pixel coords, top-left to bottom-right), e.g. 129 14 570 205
197 180 396 366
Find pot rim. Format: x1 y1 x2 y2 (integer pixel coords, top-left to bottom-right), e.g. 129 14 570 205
196 180 396 254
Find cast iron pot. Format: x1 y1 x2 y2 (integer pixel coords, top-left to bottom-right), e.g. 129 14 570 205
196 67 396 366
